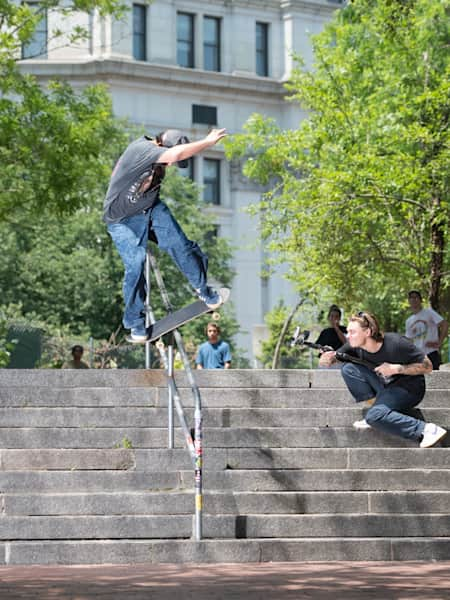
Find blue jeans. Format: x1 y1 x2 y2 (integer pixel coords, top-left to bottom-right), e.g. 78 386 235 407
341 363 426 441
107 201 208 329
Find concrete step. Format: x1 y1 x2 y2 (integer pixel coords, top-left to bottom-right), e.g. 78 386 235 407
4 491 449 516
0 469 449 493
0 471 185 493
0 369 448 565
0 406 447 428
0 516 192 540
0 513 449 540
1 447 448 471
2 369 450 390
1 537 450 564
200 469 450 492
0 426 448 449
1 386 449 408
203 514 450 539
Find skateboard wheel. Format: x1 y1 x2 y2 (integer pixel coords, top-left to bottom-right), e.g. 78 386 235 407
211 312 220 321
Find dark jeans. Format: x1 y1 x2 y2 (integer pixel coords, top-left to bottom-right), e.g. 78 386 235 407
427 351 441 370
341 363 426 441
108 201 208 330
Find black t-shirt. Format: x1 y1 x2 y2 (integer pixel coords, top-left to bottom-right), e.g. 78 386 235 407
338 332 426 397
316 326 347 350
103 136 167 224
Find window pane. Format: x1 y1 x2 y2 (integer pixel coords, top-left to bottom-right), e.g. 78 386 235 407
177 13 194 68
22 3 47 59
203 159 220 205
256 22 268 76
179 158 194 180
203 17 220 72
133 5 146 61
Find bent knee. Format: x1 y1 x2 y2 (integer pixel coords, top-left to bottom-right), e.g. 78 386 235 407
366 404 389 426
341 362 365 378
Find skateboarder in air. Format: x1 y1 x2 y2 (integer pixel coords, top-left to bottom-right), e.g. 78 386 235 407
103 128 227 343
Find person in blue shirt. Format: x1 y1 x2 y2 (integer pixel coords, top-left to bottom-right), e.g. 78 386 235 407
196 322 231 369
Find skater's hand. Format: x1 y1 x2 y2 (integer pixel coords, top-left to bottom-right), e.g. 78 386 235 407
375 362 400 377
205 128 227 145
319 351 337 367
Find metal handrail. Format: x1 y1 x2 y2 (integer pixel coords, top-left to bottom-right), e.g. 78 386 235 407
144 248 204 541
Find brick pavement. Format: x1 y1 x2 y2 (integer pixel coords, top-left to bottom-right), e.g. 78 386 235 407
0 562 449 599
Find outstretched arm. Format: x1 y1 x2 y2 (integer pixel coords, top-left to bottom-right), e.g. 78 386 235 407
157 129 227 165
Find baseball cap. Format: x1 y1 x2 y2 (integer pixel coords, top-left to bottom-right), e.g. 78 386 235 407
158 129 190 168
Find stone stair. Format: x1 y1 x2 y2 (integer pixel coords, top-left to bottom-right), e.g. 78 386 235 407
0 369 449 564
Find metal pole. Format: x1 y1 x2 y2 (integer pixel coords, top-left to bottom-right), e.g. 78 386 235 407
88 336 94 368
147 248 203 541
167 343 174 449
194 405 203 540
145 251 152 369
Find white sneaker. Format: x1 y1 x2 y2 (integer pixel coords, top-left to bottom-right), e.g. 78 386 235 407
420 423 447 448
353 418 371 430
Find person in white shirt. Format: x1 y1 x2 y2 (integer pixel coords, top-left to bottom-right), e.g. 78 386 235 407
405 290 448 370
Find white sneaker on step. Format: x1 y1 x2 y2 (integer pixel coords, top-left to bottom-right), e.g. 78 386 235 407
420 423 447 448
353 418 371 430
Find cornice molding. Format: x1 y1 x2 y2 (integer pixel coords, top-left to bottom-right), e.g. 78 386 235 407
19 58 289 101
180 0 340 12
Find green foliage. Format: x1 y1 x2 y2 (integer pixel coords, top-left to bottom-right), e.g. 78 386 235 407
0 0 129 220
0 0 243 368
114 436 133 449
0 310 17 367
258 301 320 369
224 0 450 324
0 169 242 368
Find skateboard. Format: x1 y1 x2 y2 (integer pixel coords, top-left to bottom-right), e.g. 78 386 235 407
127 288 230 344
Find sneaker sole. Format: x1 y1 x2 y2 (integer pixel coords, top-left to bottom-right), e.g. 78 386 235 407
126 335 149 344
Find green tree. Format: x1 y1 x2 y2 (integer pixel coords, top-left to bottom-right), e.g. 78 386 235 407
0 0 128 220
0 0 245 366
225 0 449 323
0 170 243 366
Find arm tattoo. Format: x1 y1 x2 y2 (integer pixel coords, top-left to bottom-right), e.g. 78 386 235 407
398 356 433 375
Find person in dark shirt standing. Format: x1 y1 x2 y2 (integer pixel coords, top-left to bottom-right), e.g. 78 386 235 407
319 311 447 448
104 128 227 343
315 304 347 350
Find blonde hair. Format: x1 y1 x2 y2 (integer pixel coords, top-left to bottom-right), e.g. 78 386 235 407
349 312 384 342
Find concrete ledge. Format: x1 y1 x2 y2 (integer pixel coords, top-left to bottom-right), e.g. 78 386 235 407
1 386 448 408
2 369 450 390
0 450 135 471
3 490 450 517
5 538 450 564
197 469 450 492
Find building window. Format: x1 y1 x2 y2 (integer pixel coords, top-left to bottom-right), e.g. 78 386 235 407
132 4 147 61
203 16 220 72
179 157 194 180
203 159 221 205
256 22 269 77
192 104 217 126
22 3 47 59
177 12 194 68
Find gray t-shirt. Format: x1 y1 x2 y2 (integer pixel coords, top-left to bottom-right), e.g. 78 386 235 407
103 136 167 223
